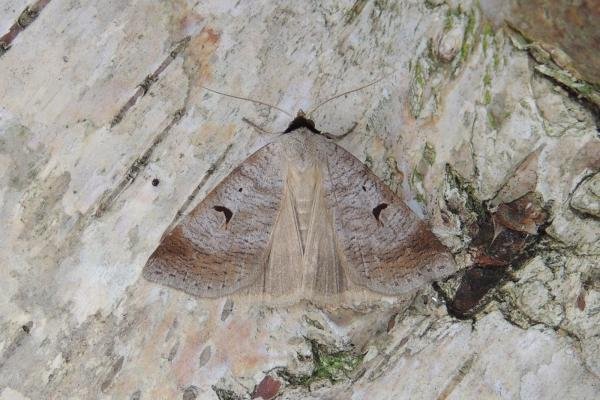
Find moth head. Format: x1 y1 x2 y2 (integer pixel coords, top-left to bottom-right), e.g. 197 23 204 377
283 110 320 134
201 78 385 136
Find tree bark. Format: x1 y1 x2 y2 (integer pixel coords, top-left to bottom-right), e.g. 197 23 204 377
0 1 598 399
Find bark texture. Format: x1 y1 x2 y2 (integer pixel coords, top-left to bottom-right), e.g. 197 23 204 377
0 0 598 399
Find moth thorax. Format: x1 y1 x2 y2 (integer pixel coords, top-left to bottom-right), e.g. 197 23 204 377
287 165 321 252
282 129 320 166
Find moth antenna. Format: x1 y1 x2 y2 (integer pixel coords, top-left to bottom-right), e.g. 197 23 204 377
201 86 292 118
242 117 277 135
306 76 386 117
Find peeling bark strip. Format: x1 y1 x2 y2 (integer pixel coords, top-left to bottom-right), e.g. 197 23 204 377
251 375 281 400
345 0 369 24
95 108 186 217
441 163 551 318
220 298 234 321
110 36 190 127
577 290 586 311
0 0 52 56
448 267 506 316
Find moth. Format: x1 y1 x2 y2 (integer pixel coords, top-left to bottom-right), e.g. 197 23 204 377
143 111 456 301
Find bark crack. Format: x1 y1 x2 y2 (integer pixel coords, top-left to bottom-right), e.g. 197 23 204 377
0 321 33 370
110 36 190 128
95 108 186 217
436 354 476 400
0 0 52 57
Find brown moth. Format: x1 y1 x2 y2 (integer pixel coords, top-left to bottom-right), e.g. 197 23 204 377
143 112 456 300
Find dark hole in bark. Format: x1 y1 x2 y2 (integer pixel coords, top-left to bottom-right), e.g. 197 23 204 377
22 322 32 333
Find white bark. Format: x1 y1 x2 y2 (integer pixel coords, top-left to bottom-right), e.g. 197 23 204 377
0 0 598 399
